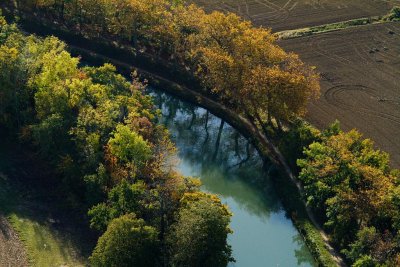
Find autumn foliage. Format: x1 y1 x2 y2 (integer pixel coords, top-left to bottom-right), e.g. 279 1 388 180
11 0 320 131
0 17 233 266
297 122 400 266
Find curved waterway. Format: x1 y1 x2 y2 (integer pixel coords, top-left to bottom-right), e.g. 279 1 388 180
151 91 316 267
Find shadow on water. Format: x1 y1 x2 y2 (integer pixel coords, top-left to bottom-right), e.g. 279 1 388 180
150 90 316 267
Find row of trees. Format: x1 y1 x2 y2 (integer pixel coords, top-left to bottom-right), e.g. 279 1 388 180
7 1 400 266
8 1 400 266
0 17 233 266
297 122 400 266
11 0 320 133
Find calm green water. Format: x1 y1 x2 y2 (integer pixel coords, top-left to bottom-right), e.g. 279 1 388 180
152 92 316 267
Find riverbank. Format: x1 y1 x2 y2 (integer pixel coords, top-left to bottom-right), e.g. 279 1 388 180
1 7 343 266
155 95 316 266
78 49 342 267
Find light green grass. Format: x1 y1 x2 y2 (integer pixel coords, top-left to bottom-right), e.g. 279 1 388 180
7 213 85 267
0 141 87 267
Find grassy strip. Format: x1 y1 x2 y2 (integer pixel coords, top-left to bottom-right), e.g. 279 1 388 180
0 182 86 267
0 140 87 267
7 213 85 267
272 169 338 267
276 7 400 40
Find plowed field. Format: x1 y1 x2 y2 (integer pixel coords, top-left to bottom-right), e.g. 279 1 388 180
279 22 400 167
191 0 399 31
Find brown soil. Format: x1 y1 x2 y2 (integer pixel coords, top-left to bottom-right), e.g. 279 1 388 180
0 214 29 267
279 22 400 168
191 0 399 31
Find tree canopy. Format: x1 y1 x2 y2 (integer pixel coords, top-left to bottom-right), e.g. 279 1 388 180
0 17 233 266
13 0 320 132
167 192 234 267
90 213 160 267
297 123 400 266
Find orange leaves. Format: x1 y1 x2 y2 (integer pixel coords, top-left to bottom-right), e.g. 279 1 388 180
180 7 320 124
243 63 317 122
21 0 321 127
299 126 399 252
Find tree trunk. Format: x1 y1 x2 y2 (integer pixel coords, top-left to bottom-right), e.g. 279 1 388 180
204 110 209 143
212 119 224 160
187 108 196 129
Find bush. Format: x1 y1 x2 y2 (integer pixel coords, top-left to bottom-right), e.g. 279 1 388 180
90 214 160 267
383 6 400 21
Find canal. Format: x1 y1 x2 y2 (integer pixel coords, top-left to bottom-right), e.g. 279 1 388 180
152 91 316 267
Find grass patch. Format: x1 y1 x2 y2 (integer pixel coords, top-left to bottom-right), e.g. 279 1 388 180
383 6 400 21
276 17 380 39
276 7 400 40
7 213 85 267
0 136 88 267
271 169 338 267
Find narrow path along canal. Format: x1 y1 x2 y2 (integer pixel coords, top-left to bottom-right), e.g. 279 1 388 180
151 91 316 267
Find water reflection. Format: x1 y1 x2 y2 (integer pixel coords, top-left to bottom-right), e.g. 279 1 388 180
151 91 315 267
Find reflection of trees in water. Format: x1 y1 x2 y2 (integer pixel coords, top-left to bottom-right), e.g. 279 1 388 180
293 235 318 267
152 90 315 266
151 91 282 217
153 91 257 168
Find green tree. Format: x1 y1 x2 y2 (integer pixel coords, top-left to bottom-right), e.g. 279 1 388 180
108 124 152 165
90 213 160 267
297 123 399 264
167 192 234 267
343 227 378 263
88 179 158 231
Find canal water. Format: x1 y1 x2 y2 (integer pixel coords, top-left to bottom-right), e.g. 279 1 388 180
152 91 316 267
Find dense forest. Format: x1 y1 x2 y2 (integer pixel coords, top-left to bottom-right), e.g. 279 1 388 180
1 0 400 266
0 16 233 266
8 0 320 131
296 122 400 266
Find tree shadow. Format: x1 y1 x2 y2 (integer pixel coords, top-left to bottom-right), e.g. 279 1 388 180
0 132 97 264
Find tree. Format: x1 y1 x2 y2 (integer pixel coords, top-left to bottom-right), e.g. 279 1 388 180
243 59 319 127
108 124 152 170
186 11 319 129
88 179 158 231
0 16 234 267
0 44 20 127
343 226 400 266
90 214 160 267
0 19 33 128
167 192 234 267
297 123 400 264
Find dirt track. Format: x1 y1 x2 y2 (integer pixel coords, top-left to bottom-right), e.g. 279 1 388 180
191 0 399 31
0 214 29 267
279 22 400 167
